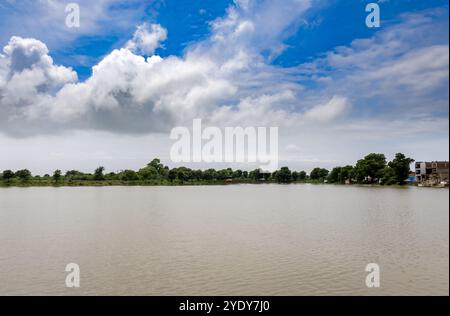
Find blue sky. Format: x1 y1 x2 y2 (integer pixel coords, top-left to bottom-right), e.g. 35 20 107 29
1 0 447 79
0 0 448 173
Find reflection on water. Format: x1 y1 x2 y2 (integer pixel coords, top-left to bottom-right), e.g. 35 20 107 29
0 185 448 295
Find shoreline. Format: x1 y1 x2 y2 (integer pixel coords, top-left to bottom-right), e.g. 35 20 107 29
1 181 447 189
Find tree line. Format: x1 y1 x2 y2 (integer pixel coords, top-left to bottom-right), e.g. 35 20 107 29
0 153 414 186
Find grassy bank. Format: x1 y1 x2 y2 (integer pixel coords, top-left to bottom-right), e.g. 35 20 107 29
0 179 328 187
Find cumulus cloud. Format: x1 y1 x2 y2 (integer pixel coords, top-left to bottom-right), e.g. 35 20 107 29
0 36 77 133
126 23 168 56
0 0 447 145
0 0 319 137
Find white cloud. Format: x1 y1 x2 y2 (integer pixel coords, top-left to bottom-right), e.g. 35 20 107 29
0 0 320 137
126 23 168 56
298 8 449 118
303 96 350 123
0 36 77 130
0 1 448 172
0 0 152 49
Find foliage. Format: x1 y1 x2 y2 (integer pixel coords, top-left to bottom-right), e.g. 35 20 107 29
388 153 414 185
94 167 105 181
15 169 32 181
274 167 292 183
298 171 307 180
53 170 62 182
328 165 354 183
353 153 386 183
310 168 329 180
1 170 15 180
381 167 397 185
120 170 139 181
0 153 417 187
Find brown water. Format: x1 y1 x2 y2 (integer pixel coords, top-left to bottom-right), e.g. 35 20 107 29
0 185 448 296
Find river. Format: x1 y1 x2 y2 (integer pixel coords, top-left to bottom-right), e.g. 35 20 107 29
0 185 448 295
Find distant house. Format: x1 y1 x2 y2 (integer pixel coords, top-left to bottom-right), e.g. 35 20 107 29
415 161 449 185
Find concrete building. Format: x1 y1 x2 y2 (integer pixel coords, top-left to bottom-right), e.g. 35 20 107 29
415 161 449 185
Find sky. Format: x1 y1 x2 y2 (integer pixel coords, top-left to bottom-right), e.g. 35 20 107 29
0 0 448 174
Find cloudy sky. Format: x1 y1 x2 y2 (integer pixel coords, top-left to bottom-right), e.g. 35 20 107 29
0 0 448 174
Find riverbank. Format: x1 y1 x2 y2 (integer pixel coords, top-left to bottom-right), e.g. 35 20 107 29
0 179 323 187
2 153 447 188
1 179 446 188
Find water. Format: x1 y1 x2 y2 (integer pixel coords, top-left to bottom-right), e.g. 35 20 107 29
0 185 448 295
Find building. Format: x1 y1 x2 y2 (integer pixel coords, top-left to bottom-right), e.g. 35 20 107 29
415 161 449 185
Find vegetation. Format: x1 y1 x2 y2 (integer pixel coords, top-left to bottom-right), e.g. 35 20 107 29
0 154 415 187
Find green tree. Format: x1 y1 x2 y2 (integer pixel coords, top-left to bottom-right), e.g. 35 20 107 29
176 167 193 182
298 171 307 181
292 171 299 182
15 169 32 181
388 153 414 185
120 170 139 181
139 158 165 180
328 165 354 184
340 165 354 183
203 169 217 181
250 169 262 181
232 169 243 179
138 165 158 180
53 170 62 182
216 169 230 180
148 158 164 171
105 172 119 181
2 170 15 181
354 153 386 183
275 167 292 183
327 167 342 183
65 170 89 181
168 169 177 182
381 167 397 185
310 168 329 181
192 170 203 181
94 167 105 181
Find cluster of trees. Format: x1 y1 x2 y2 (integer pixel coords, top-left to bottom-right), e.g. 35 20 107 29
326 153 414 185
0 153 414 186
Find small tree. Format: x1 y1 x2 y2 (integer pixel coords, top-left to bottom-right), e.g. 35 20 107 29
381 167 397 185
276 167 292 183
310 168 329 181
168 169 177 182
340 165 354 183
327 167 342 183
53 170 62 182
120 170 139 181
94 167 105 181
298 171 307 181
388 153 414 185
